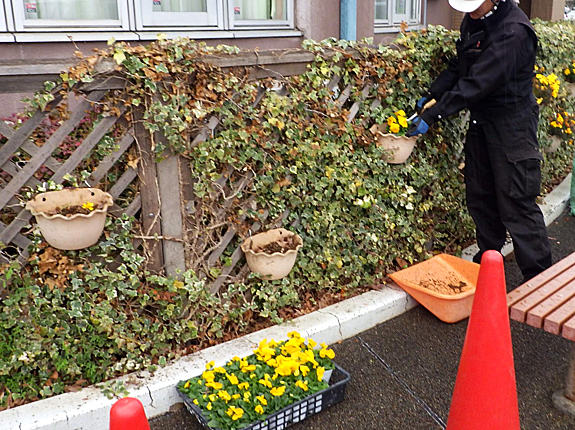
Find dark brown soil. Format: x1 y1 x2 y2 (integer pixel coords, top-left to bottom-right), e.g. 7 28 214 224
252 233 300 254
46 202 105 217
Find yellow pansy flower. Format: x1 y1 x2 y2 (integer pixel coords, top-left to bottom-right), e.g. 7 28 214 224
226 373 239 385
256 395 268 405
387 116 397 126
395 110 406 117
317 366 325 381
238 382 249 390
226 406 244 421
255 405 264 415
270 386 286 396
259 374 273 388
389 123 400 134
183 381 191 389
205 361 215 369
205 381 223 390
295 380 309 391
398 116 408 128
207 402 212 411
218 390 232 401
82 202 94 211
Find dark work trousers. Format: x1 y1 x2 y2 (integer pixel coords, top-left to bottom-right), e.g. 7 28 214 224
464 103 552 281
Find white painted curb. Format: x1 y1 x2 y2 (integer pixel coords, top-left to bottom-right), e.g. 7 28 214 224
1 174 571 430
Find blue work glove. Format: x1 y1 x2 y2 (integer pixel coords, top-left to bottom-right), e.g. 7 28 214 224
406 116 429 137
415 95 432 114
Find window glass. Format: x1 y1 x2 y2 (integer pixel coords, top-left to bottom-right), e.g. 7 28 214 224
152 0 207 13
22 0 119 20
233 0 287 20
375 0 388 20
410 0 418 20
395 0 406 15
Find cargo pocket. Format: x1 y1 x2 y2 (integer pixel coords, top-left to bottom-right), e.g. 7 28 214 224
505 146 543 199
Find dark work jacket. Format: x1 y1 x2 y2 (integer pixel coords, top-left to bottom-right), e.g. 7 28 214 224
422 0 537 124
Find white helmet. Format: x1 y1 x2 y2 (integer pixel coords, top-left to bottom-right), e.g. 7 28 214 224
448 0 486 12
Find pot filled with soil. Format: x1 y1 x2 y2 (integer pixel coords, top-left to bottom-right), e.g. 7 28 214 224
241 228 303 280
370 124 417 164
388 254 480 323
26 188 113 250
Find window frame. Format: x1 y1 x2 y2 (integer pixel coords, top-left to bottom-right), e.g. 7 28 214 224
374 0 390 26
134 0 221 30
0 1 7 31
9 0 130 31
375 0 422 29
226 0 294 30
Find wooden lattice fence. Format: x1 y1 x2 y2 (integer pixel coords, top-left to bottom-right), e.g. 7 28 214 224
0 48 383 294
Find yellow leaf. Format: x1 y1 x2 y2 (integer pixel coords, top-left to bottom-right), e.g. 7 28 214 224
113 50 126 65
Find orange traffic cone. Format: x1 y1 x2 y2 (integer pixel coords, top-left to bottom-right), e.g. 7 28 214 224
110 397 151 430
445 250 520 430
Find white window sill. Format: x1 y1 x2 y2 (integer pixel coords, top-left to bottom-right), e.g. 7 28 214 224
375 24 424 34
0 33 15 42
4 29 302 43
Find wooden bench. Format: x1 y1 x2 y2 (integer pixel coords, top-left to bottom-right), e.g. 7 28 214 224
507 251 575 414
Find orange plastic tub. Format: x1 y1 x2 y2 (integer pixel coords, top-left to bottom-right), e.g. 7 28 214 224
389 254 480 323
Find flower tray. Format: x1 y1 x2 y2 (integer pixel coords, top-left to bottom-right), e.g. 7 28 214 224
177 364 350 430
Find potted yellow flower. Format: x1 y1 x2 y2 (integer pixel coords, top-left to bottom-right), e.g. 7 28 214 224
547 110 575 153
370 110 417 164
177 332 349 430
26 187 113 250
563 61 575 97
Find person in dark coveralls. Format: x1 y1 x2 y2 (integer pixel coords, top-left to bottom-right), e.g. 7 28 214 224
406 0 552 282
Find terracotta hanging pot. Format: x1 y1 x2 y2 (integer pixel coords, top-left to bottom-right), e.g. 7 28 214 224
546 135 562 153
371 124 417 164
241 228 303 280
26 188 113 250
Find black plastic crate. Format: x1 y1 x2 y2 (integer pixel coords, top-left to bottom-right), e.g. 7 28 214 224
177 363 350 430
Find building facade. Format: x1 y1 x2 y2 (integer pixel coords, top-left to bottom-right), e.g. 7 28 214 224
0 0 566 115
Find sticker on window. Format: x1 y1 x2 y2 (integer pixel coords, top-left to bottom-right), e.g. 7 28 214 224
234 6 241 15
153 0 161 5
25 2 37 13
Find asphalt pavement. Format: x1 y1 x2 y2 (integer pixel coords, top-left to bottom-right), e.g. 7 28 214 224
150 209 575 430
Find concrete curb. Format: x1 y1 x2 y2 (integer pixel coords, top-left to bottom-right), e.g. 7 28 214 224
2 174 571 430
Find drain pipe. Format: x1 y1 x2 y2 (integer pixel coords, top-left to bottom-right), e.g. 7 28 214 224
340 0 357 40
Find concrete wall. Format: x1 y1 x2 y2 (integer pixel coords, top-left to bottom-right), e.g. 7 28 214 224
426 0 453 28
295 0 340 41
531 0 566 20
357 0 376 41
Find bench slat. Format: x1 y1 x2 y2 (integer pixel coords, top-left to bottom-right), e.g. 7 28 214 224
509 267 575 323
544 292 575 335
526 279 575 328
561 314 575 341
507 252 575 308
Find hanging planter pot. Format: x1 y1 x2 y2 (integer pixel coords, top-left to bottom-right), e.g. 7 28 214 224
370 124 417 164
546 135 562 153
26 188 113 250
241 228 303 280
